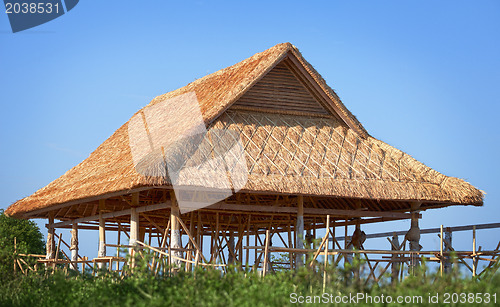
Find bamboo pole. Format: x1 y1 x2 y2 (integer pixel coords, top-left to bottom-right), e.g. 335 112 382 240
444 228 452 274
170 191 182 269
262 229 270 277
246 215 251 270
473 225 477 277
130 207 139 268
14 237 17 274
323 215 330 292
296 195 304 268
98 199 106 269
70 222 79 270
440 225 444 276
46 212 55 267
53 233 62 270
116 226 121 271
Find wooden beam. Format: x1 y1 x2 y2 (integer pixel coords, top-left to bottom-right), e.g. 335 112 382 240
207 202 416 219
335 222 500 241
52 201 171 228
23 186 157 218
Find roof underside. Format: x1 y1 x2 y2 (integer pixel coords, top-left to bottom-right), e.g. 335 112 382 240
5 43 483 219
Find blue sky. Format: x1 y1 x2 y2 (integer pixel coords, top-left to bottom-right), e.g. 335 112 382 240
1 1 499 261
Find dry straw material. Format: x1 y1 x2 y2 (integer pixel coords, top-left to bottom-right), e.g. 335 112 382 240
5 43 483 218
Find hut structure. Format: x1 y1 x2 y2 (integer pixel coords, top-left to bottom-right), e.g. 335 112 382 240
5 43 483 273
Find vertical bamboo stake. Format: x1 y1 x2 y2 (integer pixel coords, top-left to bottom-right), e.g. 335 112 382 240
170 192 182 269
71 221 79 271
116 227 121 271
246 215 251 270
254 227 258 270
187 212 194 272
212 212 219 263
323 215 330 292
46 212 55 267
344 219 348 269
296 195 304 269
440 225 444 276
198 213 203 260
14 237 17 274
391 233 400 284
472 225 477 277
98 199 106 269
54 233 62 270
130 207 139 269
262 229 270 277
288 224 293 269
444 228 452 274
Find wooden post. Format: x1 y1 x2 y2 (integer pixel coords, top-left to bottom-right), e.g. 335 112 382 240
116 226 121 271
440 225 444 276
391 233 400 284
331 220 335 264
444 228 452 274
305 228 312 263
81 256 86 274
262 229 270 277
228 231 235 265
344 219 349 269
323 215 330 292
353 201 362 281
472 225 477 277
98 199 106 269
288 224 293 270
170 191 182 268
295 195 304 269
70 221 79 271
14 237 17 273
187 213 194 272
130 207 139 267
246 215 251 270
46 212 55 267
407 202 421 274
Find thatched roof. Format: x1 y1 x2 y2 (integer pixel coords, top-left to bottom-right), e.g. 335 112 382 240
5 43 483 218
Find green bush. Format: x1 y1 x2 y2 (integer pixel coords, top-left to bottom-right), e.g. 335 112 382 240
0 256 498 307
0 209 45 280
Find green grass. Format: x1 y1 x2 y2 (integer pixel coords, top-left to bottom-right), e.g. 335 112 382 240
1 260 499 307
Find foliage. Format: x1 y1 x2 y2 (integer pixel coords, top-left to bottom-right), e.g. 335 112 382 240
0 254 498 307
0 209 45 280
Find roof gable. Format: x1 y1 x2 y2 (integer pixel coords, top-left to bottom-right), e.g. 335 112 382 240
231 61 331 116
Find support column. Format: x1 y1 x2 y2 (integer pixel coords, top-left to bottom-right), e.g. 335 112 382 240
295 195 304 269
352 200 364 281
406 202 421 274
129 206 139 268
98 199 106 269
170 191 182 268
46 212 55 267
305 228 313 263
391 233 400 284
228 231 235 265
444 228 452 274
70 221 79 271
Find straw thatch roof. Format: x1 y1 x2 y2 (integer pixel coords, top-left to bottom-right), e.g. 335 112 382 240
5 43 483 219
